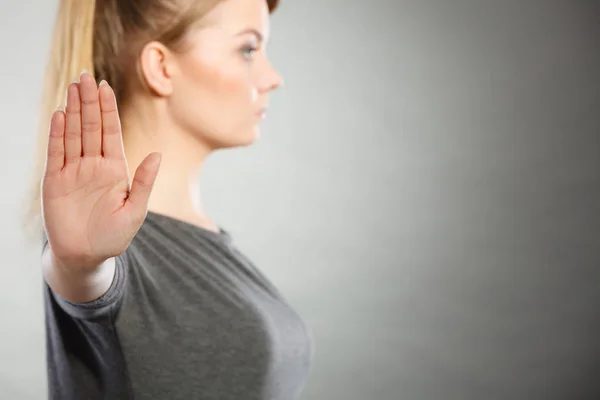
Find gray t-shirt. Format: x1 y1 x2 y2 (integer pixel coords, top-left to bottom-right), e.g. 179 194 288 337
43 211 314 399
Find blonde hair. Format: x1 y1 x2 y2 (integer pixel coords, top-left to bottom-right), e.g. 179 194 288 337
24 0 279 238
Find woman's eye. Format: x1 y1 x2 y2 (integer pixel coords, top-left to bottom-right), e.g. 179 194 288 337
241 46 258 59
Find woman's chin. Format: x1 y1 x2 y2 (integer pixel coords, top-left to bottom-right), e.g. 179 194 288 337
239 125 261 146
214 127 261 150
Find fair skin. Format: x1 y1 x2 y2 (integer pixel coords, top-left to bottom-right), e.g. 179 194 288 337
123 0 281 229
41 0 282 303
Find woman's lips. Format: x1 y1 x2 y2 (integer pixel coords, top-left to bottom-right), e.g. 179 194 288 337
256 107 268 119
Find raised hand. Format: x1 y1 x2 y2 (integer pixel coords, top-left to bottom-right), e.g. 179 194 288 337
41 72 161 270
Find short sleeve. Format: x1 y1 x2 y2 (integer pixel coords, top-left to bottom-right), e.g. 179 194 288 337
42 230 128 321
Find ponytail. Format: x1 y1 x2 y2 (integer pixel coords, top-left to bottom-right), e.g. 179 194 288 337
24 0 96 238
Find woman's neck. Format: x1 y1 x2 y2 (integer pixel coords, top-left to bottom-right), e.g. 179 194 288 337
120 106 218 231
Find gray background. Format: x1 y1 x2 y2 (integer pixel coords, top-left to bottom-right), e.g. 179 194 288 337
1 1 599 399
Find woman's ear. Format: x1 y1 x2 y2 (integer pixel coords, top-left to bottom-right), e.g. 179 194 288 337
138 40 175 97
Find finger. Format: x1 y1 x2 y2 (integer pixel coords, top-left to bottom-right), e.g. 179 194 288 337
46 109 66 175
79 72 102 157
64 82 82 164
125 153 162 215
98 81 125 160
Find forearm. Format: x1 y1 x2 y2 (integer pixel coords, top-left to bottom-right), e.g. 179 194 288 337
42 246 116 304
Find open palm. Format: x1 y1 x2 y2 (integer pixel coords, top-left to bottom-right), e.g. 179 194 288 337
41 73 161 268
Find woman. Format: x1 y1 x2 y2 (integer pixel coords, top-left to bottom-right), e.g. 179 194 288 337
27 0 314 398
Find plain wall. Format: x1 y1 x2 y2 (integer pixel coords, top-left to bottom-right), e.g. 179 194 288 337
1 1 599 399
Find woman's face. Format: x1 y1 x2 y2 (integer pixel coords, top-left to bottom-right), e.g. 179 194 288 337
164 0 282 150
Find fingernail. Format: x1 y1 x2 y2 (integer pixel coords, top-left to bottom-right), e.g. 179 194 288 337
99 80 108 87
57 105 64 112
80 69 88 75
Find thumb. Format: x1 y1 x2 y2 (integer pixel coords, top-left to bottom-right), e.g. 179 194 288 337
125 152 161 216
